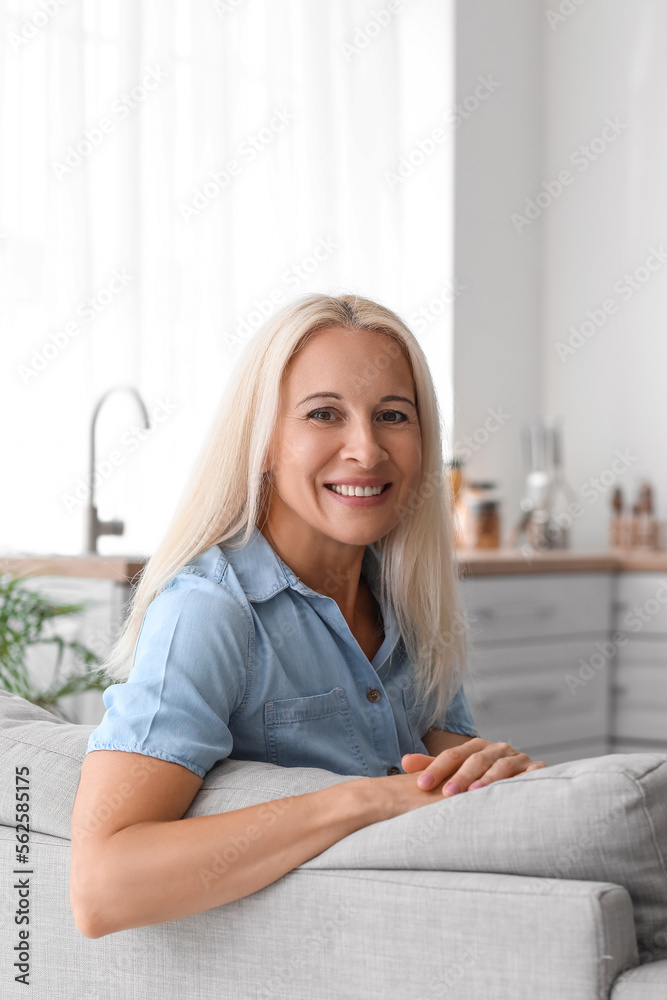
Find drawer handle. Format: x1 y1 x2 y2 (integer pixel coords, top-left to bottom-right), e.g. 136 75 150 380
476 689 559 710
471 604 555 621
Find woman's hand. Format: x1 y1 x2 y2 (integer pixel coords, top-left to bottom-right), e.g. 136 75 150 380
401 738 546 797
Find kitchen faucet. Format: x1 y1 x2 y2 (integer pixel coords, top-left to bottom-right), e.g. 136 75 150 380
85 385 150 554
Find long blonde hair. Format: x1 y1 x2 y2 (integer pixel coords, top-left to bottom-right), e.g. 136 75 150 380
103 292 468 733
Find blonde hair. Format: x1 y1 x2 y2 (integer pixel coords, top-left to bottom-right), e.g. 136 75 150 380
103 292 469 733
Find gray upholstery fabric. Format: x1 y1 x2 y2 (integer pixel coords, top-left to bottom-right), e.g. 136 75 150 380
611 960 667 1000
3 689 667 998
0 828 640 1000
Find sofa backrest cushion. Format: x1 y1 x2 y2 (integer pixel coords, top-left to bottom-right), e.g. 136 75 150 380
1 689 666 958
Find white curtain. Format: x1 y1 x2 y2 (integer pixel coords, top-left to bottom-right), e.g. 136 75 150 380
1 0 455 557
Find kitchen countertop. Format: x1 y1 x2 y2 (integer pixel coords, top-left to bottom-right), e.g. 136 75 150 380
456 547 667 576
0 554 146 585
3 548 667 582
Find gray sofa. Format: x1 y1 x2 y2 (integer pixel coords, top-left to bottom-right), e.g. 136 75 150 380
1 688 666 1000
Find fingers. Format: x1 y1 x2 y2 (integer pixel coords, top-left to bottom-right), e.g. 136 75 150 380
401 753 434 773
414 738 503 791
460 752 539 794
415 740 546 797
441 746 530 797
406 743 547 796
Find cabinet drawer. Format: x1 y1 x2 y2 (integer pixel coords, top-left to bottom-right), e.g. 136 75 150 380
615 574 667 635
612 662 667 742
460 573 612 644
614 638 667 668
467 638 616 679
463 664 608 751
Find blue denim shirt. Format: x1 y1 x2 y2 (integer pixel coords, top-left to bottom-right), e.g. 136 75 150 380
87 524 478 778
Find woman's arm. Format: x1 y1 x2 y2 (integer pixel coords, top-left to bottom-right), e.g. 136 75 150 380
71 749 383 938
70 748 454 939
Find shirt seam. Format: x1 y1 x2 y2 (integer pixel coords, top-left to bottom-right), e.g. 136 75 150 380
218 558 255 722
439 725 479 738
86 741 206 777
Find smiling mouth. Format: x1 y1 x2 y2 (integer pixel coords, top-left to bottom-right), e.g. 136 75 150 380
324 483 392 497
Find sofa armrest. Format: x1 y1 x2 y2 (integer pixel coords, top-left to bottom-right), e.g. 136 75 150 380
0 826 639 1000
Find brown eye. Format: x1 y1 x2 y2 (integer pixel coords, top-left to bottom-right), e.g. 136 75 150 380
380 410 408 423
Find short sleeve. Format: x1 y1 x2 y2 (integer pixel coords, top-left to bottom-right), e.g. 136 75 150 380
86 570 251 778
437 683 480 738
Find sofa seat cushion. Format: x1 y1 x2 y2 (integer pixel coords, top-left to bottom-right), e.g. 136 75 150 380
611 958 667 998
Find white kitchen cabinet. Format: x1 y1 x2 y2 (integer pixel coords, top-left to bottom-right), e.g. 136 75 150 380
459 573 613 765
610 573 667 751
461 573 612 644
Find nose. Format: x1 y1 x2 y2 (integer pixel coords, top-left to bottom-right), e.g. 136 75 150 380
338 416 389 469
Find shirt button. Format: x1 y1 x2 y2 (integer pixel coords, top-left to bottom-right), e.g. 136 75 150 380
366 688 382 702
387 766 401 775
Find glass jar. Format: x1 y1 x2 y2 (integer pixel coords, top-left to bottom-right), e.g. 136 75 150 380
462 482 502 549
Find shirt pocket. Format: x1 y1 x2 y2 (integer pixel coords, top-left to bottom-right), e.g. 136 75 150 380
264 686 370 775
402 682 429 754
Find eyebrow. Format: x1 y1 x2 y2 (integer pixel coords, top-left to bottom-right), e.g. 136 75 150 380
297 392 417 409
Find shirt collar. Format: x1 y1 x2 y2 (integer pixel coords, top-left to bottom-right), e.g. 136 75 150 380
219 523 384 606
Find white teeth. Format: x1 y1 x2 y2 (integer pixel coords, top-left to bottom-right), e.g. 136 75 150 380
328 484 385 497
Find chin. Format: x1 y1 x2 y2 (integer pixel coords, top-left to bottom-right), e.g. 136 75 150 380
321 521 390 547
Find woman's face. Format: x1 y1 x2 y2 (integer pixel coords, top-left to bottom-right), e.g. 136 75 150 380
263 324 423 548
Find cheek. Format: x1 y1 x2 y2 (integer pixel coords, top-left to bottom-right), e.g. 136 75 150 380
398 434 422 481
274 431 330 481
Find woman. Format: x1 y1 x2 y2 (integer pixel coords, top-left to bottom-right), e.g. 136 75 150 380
70 292 545 939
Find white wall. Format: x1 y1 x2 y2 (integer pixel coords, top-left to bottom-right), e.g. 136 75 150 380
453 0 545 544
454 0 667 551
542 0 667 549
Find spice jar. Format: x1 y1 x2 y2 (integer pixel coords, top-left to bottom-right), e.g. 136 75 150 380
461 482 502 549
